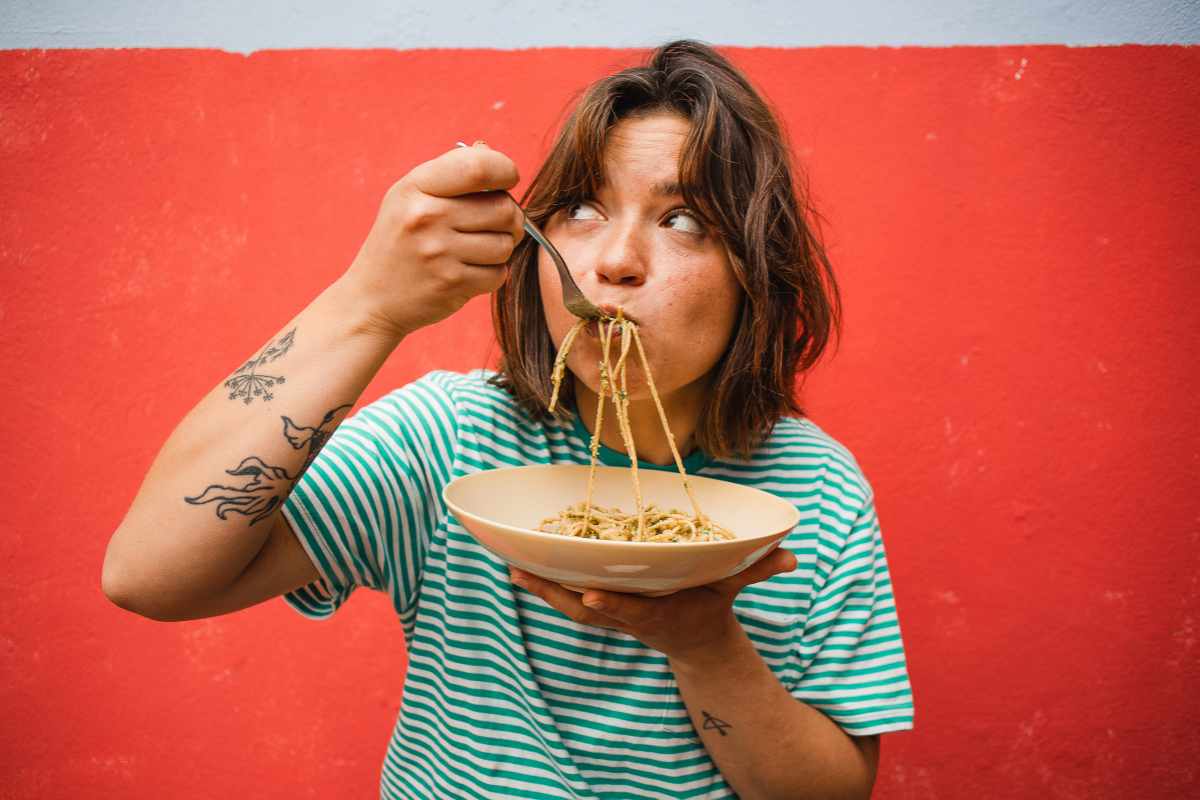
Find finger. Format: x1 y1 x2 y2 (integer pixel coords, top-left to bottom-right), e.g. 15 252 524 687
712 547 798 594
451 262 509 296
412 146 519 198
510 568 623 629
580 589 661 627
450 231 516 266
450 191 526 244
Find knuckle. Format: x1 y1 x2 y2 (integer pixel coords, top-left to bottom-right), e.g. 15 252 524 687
431 267 463 293
400 197 441 232
413 234 446 261
382 178 406 206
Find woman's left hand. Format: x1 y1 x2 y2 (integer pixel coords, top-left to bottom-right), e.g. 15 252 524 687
509 547 798 663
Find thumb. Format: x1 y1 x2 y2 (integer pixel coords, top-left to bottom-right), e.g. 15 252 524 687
714 547 797 594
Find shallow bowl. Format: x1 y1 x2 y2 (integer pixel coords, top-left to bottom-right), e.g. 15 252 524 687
442 464 800 596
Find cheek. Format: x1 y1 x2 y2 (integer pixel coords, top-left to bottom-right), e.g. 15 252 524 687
646 266 741 383
673 260 741 329
718 273 742 331
707 260 743 335
689 264 742 362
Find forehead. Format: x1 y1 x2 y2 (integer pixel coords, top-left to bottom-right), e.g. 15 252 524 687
597 112 691 194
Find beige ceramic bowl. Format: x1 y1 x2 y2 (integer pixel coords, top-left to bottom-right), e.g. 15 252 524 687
443 464 800 596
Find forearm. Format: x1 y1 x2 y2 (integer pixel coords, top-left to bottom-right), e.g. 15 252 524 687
669 619 875 800
103 275 399 615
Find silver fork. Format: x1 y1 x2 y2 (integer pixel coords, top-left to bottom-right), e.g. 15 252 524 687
456 142 603 320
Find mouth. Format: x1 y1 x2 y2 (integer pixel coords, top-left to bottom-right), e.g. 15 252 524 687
584 305 640 339
584 319 620 339
597 303 638 322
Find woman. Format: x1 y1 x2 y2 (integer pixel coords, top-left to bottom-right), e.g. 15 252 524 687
104 40 914 799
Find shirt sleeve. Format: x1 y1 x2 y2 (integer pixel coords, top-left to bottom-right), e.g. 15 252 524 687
280 372 460 620
789 476 915 736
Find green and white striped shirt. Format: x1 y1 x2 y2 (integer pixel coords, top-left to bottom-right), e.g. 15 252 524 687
282 369 914 799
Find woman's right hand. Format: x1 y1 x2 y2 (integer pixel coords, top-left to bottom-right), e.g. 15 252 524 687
342 142 526 339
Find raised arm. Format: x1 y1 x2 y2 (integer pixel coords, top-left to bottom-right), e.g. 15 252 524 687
102 143 524 621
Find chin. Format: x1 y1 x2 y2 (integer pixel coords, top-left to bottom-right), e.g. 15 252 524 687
571 363 692 406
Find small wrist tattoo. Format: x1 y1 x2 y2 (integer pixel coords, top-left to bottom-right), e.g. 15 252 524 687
701 710 732 737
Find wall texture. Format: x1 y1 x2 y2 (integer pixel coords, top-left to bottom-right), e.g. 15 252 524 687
2 6 1199 799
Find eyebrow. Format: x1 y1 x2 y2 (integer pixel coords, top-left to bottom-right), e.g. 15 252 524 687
595 179 692 198
588 178 700 203
649 180 687 198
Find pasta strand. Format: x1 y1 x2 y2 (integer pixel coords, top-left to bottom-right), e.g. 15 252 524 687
537 313 733 543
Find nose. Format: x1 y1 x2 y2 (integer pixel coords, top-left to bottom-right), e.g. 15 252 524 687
591 220 647 287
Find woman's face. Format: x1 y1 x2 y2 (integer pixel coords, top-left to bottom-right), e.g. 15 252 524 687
538 112 742 405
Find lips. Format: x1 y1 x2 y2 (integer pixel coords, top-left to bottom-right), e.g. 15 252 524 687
583 304 642 338
584 319 623 339
596 303 638 323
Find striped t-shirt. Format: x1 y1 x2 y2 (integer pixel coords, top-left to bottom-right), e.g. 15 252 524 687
281 369 914 799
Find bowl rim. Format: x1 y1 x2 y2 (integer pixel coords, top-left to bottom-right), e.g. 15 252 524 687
441 463 801 548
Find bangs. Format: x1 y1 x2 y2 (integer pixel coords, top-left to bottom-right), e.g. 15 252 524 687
524 100 737 245
493 40 841 460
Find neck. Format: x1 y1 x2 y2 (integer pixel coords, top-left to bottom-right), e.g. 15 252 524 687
574 377 706 467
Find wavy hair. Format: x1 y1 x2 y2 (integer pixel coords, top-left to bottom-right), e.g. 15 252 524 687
490 40 841 459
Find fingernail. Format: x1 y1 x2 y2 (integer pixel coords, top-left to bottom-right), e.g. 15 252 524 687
582 596 605 610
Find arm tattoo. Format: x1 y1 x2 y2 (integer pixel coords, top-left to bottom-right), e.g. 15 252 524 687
282 404 352 476
225 328 296 404
182 456 292 525
701 710 732 737
184 403 352 524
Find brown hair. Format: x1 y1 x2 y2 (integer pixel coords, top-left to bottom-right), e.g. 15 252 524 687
490 39 841 459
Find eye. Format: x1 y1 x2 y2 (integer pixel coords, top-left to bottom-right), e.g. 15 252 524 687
664 210 705 234
566 201 603 221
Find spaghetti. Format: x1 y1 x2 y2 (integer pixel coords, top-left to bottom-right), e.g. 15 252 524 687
537 312 734 543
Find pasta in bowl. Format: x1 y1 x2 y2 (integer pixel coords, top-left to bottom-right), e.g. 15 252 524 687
442 464 800 596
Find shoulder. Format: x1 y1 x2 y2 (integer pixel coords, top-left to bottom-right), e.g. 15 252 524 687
728 418 877 616
364 368 501 410
373 369 537 433
748 416 875 513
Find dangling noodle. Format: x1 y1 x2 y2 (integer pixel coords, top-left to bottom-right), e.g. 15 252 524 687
537 311 734 543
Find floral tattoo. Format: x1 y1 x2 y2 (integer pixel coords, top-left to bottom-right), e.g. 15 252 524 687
226 328 296 404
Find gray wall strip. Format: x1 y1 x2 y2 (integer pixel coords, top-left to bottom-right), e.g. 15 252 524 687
2 0 1198 51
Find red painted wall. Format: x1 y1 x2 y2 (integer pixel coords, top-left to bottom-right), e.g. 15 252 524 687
2 46 1197 798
